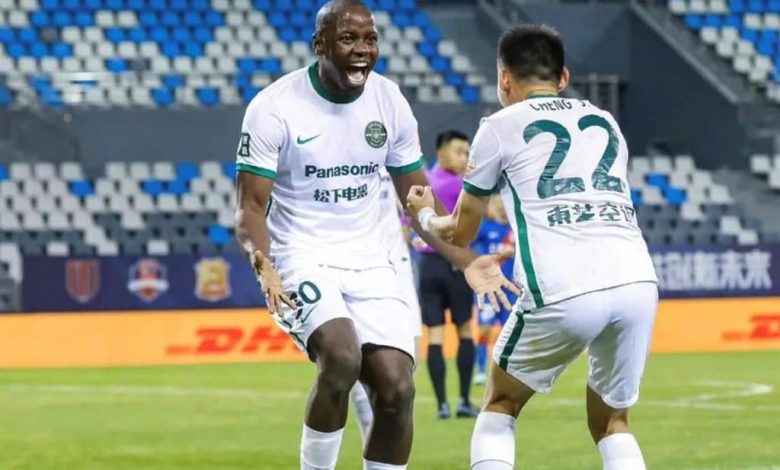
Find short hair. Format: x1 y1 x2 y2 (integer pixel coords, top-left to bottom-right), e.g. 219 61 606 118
436 130 469 150
498 25 564 83
314 0 369 38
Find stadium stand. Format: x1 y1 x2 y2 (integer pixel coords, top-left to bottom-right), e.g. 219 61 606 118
0 0 493 107
668 0 780 101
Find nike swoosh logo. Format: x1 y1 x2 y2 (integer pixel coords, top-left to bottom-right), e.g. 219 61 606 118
297 134 320 145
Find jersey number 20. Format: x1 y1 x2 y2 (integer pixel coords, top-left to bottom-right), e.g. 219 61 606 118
523 115 624 199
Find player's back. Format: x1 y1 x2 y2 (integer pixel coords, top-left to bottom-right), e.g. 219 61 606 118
479 96 657 311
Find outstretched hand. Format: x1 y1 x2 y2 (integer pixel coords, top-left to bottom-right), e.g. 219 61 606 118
464 248 523 311
253 250 296 315
406 185 435 218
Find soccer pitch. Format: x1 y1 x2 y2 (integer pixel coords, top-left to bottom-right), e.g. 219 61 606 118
1 352 778 469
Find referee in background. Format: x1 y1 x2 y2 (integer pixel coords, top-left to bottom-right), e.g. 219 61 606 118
411 130 478 419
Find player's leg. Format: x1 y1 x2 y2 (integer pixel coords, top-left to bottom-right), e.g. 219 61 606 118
586 282 658 470
448 268 478 417
301 318 362 470
361 346 415 468
350 383 373 446
418 254 449 417
472 294 610 469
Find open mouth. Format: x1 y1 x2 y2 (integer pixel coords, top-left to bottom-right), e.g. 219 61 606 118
345 63 369 86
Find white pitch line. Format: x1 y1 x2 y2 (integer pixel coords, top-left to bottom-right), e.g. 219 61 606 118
1 380 778 411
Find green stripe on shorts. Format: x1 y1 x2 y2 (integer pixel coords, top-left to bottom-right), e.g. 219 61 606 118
498 312 525 370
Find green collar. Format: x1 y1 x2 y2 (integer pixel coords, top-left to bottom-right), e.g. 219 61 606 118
527 93 559 100
308 62 362 104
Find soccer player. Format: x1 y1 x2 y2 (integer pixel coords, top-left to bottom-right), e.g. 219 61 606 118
234 1 516 469
407 25 658 470
472 195 515 386
349 168 422 444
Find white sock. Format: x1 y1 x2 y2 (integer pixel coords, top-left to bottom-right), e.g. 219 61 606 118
597 433 646 470
350 383 374 445
300 425 344 470
363 460 406 469
471 411 515 469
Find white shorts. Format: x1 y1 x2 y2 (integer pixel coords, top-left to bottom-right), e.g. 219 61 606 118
391 248 422 338
493 281 658 409
273 260 416 362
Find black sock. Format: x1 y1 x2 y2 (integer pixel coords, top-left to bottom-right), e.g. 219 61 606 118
457 338 475 405
427 344 447 407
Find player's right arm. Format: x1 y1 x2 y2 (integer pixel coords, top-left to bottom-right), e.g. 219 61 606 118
234 98 295 315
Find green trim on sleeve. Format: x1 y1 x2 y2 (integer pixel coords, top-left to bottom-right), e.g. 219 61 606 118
463 181 497 197
386 157 425 175
237 163 276 180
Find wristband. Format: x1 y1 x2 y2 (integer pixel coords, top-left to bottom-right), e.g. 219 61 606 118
418 206 436 232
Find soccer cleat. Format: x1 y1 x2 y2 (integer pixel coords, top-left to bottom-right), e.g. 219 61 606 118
456 401 480 418
473 372 487 385
437 403 451 420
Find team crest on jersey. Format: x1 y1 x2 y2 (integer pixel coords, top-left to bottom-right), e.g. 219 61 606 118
127 258 169 302
194 257 231 302
65 259 101 304
364 121 387 148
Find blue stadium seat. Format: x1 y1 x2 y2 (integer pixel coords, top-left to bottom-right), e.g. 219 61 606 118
430 56 450 73
139 12 158 27
297 0 315 10
176 162 199 181
53 11 73 27
729 0 746 13
631 189 643 208
770 0 780 13
290 12 308 26
268 12 286 28
412 12 431 27
445 73 465 87
149 0 165 10
184 11 203 27
195 87 219 106
128 27 148 42
172 27 191 42
6 43 25 59
151 88 174 106
161 42 180 57
40 90 63 107
646 173 670 189
223 162 237 179
207 225 230 245
703 14 722 28
192 0 209 10
0 87 11 108
41 0 60 10
459 86 479 104
254 0 271 9
170 0 188 11
127 0 145 9
193 27 213 42
30 12 51 28
399 0 416 12
105 27 125 43
0 163 8 180
19 29 37 43
162 11 180 27
276 0 295 12
142 179 164 195
378 0 397 9
162 73 184 88
684 14 703 31
166 179 188 195
204 11 224 27
75 11 94 27
84 0 103 10
242 86 259 103
0 28 13 43
52 42 73 58
748 0 765 13
184 42 203 57
64 0 84 11
423 25 442 42
106 0 125 10
258 58 281 74
30 42 49 59
374 57 388 74
724 15 741 28
69 180 94 197
106 58 128 73
150 27 169 42
279 27 297 43
237 58 257 73
298 27 314 41
741 28 758 43
664 187 687 206
392 13 411 28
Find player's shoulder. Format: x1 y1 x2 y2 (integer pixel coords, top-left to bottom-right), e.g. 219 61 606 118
366 71 409 106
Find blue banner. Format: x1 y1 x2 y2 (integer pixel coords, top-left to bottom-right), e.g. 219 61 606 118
23 253 266 312
650 244 780 298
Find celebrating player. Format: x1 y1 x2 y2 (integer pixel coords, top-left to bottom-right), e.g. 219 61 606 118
472 195 515 386
407 25 658 470
235 1 515 469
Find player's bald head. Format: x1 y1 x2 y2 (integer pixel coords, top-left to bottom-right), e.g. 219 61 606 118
314 0 371 39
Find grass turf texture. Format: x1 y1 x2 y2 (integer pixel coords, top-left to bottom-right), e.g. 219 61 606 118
1 352 778 469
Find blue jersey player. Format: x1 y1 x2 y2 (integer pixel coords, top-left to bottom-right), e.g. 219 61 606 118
472 195 515 385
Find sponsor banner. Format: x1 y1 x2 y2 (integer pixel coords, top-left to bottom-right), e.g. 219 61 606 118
1 298 778 369
22 254 264 312
0 309 304 368
652 245 780 298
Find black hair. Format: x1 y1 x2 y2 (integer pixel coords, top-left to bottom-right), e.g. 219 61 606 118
497 24 564 83
436 130 469 150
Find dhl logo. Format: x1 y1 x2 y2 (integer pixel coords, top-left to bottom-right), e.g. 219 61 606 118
722 314 780 342
167 326 302 356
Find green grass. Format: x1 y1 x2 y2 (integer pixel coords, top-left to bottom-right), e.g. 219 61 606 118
1 352 779 469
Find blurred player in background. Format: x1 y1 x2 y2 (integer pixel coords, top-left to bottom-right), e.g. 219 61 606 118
412 130 481 419
235 1 515 468
408 25 658 470
349 168 422 445
472 195 515 386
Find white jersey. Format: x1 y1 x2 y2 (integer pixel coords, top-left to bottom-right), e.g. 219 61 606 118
464 95 657 311
237 63 423 269
378 168 408 258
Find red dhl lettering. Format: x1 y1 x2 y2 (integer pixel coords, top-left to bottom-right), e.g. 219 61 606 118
722 314 780 342
167 326 299 356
